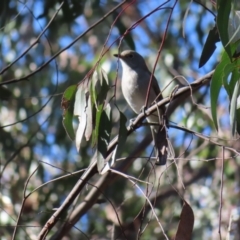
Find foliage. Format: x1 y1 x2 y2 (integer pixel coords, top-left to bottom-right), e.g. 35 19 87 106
1 0 240 240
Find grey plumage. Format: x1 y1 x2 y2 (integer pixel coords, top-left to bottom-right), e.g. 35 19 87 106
114 50 168 165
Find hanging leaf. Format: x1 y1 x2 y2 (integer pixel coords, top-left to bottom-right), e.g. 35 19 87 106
216 0 232 58
230 80 240 136
236 107 240 135
96 104 112 172
199 25 220 68
98 104 112 156
74 83 88 151
92 103 104 148
210 54 230 131
62 85 77 141
175 200 194 240
112 111 128 165
85 91 93 141
228 11 240 53
62 110 75 141
92 68 110 107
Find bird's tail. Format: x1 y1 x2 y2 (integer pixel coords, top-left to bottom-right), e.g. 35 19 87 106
150 126 169 165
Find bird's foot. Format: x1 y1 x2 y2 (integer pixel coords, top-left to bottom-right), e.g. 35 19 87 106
129 117 136 130
140 105 147 116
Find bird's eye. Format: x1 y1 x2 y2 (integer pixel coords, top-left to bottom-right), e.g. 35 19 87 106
128 54 133 58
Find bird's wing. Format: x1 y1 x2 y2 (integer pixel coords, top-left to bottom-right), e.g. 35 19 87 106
148 70 163 102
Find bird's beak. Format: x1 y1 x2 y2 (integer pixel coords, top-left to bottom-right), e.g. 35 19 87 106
113 53 121 58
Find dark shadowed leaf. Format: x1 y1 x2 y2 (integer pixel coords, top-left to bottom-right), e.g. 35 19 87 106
199 25 220 68
98 69 110 104
230 80 240 136
175 200 194 240
112 111 128 165
223 41 240 96
91 69 109 107
236 107 240 135
96 104 112 172
91 68 111 147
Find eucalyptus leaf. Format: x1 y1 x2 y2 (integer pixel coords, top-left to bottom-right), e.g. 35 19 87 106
112 111 128 165
62 85 77 141
199 25 219 68
210 55 230 131
74 83 87 151
217 0 232 58
230 80 240 136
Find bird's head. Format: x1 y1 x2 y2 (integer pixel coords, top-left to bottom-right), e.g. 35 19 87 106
113 50 147 70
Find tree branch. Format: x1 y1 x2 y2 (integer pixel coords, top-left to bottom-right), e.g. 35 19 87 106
38 70 214 239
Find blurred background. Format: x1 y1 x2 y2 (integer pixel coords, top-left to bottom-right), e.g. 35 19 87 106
0 0 240 239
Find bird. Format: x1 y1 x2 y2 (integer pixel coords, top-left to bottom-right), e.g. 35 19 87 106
113 50 168 165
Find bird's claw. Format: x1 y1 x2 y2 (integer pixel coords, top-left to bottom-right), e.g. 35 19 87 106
140 105 147 116
129 117 136 130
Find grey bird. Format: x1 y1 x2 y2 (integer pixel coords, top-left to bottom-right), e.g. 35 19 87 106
114 50 168 165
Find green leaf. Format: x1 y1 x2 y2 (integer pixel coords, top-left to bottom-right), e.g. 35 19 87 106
91 68 110 146
230 80 240 135
217 0 232 58
112 111 128 165
62 109 75 141
210 53 231 131
91 69 109 108
92 103 104 147
62 85 78 102
222 40 240 96
98 104 112 156
199 25 220 68
95 104 112 172
62 85 77 141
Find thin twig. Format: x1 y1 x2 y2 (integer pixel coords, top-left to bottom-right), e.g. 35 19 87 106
38 70 214 239
0 2 64 75
12 165 40 240
218 146 224 240
1 1 127 86
110 169 169 240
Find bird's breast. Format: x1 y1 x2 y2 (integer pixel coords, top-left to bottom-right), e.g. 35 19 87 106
121 69 146 113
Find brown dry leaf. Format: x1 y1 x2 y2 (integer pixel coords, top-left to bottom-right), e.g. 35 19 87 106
175 200 194 240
